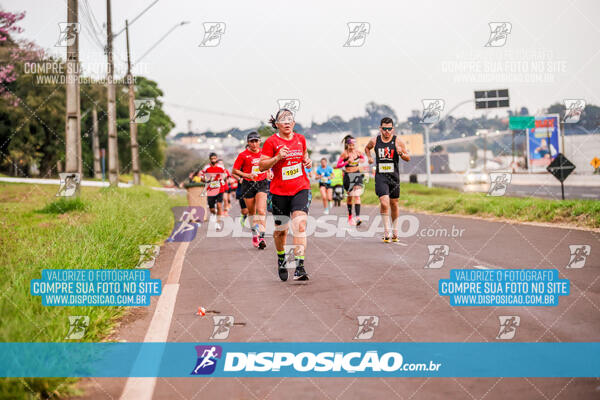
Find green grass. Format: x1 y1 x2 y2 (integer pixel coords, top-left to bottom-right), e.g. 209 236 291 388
0 183 186 399
36 197 87 214
312 181 600 229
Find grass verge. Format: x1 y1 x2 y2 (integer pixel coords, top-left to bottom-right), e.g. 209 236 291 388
0 183 186 399
312 181 599 229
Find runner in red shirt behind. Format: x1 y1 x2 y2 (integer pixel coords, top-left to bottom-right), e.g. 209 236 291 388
259 109 312 281
200 152 227 231
232 132 269 250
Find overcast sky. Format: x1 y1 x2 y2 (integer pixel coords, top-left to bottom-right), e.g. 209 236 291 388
5 0 600 135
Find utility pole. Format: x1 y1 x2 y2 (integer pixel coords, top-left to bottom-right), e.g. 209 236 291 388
65 0 81 176
92 106 102 179
126 20 141 185
106 0 119 186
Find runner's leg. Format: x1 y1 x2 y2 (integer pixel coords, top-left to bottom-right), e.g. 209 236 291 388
390 198 400 238
320 185 328 209
255 191 267 249
245 196 258 247
291 210 308 280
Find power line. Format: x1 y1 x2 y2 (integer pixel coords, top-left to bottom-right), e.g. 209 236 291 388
79 0 105 50
113 0 160 38
82 0 103 35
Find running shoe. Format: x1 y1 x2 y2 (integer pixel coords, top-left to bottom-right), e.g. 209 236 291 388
391 235 399 243
293 265 309 281
252 235 259 248
355 217 362 226
278 256 288 281
240 215 247 227
348 216 356 226
382 235 390 243
258 237 266 249
324 207 329 215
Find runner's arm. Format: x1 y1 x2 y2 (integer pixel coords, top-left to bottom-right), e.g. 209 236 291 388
395 137 411 162
364 138 376 163
259 153 282 171
336 151 348 168
232 167 255 180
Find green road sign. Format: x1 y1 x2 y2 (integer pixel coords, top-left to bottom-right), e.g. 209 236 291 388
509 116 535 130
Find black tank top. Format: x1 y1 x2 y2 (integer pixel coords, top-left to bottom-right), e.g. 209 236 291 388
374 135 399 178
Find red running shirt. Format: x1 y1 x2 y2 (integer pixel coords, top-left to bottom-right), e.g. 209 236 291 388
201 164 227 195
233 149 267 181
261 132 310 196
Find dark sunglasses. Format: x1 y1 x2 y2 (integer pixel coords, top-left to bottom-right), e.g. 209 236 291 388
381 127 393 131
248 139 260 143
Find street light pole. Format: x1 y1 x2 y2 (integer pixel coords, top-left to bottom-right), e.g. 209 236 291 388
125 20 140 185
422 99 474 188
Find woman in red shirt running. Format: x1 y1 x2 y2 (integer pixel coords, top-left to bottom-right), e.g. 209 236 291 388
259 109 312 281
232 132 269 250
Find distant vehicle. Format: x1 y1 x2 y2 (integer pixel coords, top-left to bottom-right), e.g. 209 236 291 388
463 168 489 184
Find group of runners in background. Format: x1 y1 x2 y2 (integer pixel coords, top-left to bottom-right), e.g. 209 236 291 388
189 110 410 282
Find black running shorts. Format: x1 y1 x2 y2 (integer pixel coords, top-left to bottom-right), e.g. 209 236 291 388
270 189 311 225
241 179 269 199
343 172 364 192
207 192 224 209
375 174 400 198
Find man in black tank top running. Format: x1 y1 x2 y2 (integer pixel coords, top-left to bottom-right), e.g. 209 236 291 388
365 117 410 242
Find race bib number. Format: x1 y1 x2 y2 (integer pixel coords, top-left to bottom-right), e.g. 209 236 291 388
282 163 302 180
320 177 329 183
378 163 394 173
251 165 260 175
209 181 221 189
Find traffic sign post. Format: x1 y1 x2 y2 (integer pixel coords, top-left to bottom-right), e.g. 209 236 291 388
546 153 576 200
509 116 534 170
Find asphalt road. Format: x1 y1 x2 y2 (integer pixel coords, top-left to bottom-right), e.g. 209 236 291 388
77 200 600 400
439 182 600 200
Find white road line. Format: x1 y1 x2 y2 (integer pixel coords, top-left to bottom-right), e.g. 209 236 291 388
120 241 190 400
